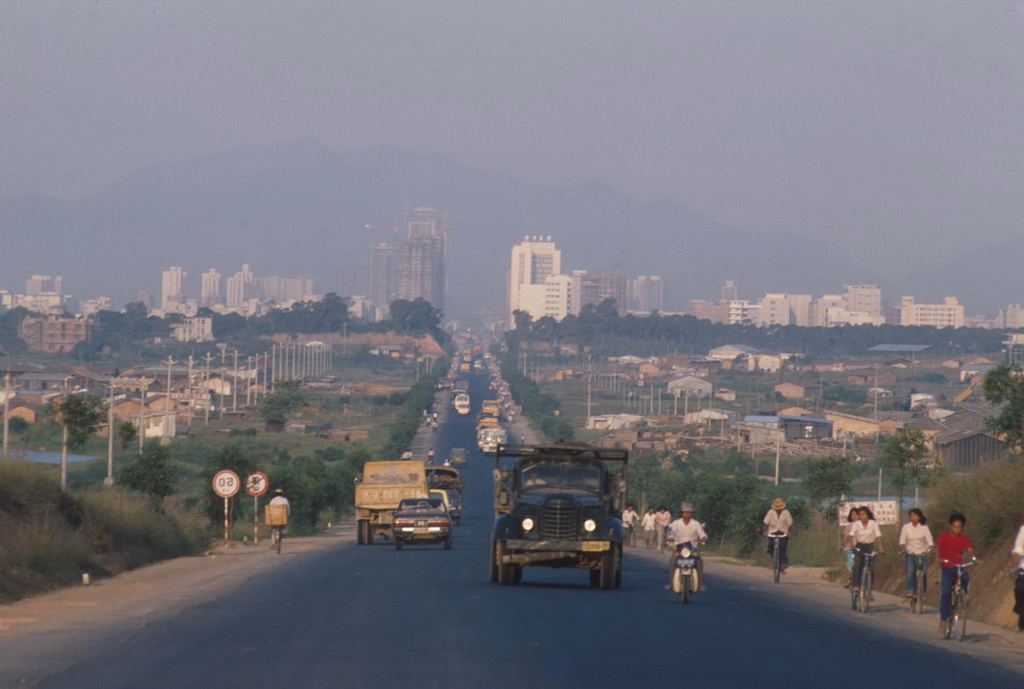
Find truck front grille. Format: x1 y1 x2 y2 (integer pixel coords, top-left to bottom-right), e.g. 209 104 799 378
539 504 579 540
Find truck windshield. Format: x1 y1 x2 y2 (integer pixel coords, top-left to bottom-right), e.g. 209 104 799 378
519 463 601 494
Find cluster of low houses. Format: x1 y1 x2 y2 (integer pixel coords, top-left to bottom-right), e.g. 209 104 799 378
0 364 254 443
572 344 1012 470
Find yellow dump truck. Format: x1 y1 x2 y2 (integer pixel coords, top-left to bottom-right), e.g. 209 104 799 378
481 399 501 418
355 460 428 544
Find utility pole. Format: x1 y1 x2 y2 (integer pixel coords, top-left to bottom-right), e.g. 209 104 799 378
203 352 214 425
2 366 10 459
163 356 175 440
246 355 253 407
232 350 239 413
774 429 781 486
60 377 69 490
105 379 115 486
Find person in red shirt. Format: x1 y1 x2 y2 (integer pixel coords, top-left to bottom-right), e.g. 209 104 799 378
935 512 976 635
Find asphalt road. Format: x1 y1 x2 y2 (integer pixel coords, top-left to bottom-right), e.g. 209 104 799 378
37 373 1023 689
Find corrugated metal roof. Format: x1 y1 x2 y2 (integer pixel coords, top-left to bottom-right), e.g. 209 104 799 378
779 415 833 425
867 344 932 352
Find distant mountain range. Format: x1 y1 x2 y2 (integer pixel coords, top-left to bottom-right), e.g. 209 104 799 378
0 140 1012 317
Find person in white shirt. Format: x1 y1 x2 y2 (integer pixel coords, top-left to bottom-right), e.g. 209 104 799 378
763 497 794 573
621 504 640 547
899 508 934 600
641 508 657 549
666 503 708 590
1011 521 1024 632
849 506 884 594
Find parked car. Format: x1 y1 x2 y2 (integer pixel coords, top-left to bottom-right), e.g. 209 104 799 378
392 498 452 550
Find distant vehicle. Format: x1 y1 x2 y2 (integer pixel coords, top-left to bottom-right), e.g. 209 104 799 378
392 498 452 550
444 489 462 524
427 466 463 493
490 444 628 589
452 379 470 395
478 426 508 454
355 460 427 545
448 448 469 466
454 393 470 415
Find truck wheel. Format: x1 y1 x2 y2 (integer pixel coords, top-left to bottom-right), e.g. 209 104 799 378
356 520 366 545
444 536 452 550
614 546 622 588
488 539 498 582
589 569 600 587
599 548 616 590
394 538 403 551
496 542 518 586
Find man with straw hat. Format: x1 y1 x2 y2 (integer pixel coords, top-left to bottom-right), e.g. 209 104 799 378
763 497 794 573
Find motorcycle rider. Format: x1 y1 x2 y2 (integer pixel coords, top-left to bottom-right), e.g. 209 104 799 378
666 503 708 590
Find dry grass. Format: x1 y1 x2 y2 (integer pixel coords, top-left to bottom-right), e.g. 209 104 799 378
0 461 210 602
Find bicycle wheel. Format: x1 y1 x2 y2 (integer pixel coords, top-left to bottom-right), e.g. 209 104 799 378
913 568 925 614
772 543 780 584
275 527 282 554
943 591 954 640
858 569 871 612
953 589 967 641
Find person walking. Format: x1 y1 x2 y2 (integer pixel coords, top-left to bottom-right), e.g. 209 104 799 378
641 507 657 549
899 508 934 600
655 506 671 552
763 497 794 573
1011 519 1024 632
622 504 640 547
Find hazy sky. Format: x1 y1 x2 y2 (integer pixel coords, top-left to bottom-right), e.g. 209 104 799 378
4 1 1024 272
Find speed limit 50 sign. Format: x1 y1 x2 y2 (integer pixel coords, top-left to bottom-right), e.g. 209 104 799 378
212 470 241 498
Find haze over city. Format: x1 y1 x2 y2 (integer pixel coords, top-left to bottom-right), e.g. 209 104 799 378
3 2 1024 314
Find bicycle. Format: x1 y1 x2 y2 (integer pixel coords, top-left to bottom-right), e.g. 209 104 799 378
768 533 787 584
851 549 880 612
906 553 928 614
940 558 977 641
271 525 284 554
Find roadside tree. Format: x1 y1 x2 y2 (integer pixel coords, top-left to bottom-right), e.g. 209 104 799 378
877 427 932 511
802 455 856 523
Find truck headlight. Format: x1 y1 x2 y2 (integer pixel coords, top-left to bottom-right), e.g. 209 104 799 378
522 517 535 531
584 519 597 532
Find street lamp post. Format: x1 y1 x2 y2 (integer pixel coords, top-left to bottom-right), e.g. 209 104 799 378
163 356 176 440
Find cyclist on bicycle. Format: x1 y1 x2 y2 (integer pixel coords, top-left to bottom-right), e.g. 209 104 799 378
849 506 884 594
763 497 793 574
268 488 291 547
936 512 976 636
899 507 933 601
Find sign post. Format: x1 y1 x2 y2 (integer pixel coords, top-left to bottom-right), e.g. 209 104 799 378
212 470 240 546
246 471 269 545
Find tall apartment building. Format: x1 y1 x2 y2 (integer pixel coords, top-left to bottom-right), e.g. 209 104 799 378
1005 333 1024 366
161 267 185 311
507 236 566 323
755 293 812 327
225 264 254 310
261 276 314 303
689 299 728 323
200 269 221 307
628 275 664 313
25 275 62 295
891 296 964 328
369 243 401 307
843 285 882 317
721 280 739 302
397 207 447 311
998 304 1024 329
571 271 627 314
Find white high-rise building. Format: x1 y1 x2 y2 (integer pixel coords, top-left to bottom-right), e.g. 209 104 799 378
200 269 221 307
892 296 964 328
843 285 882 317
226 263 254 310
507 236 563 323
161 267 185 311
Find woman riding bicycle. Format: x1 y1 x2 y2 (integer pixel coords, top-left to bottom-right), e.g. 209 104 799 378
849 506 884 594
842 508 858 588
936 512 976 636
899 508 934 601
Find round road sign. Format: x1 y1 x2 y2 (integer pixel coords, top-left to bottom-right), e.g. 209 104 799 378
212 469 241 498
246 471 269 497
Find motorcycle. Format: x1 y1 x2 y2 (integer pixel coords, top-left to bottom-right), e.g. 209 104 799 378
672 542 701 603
